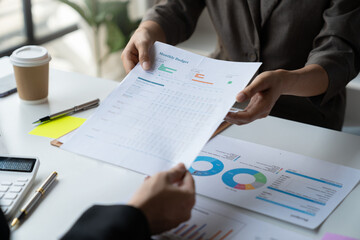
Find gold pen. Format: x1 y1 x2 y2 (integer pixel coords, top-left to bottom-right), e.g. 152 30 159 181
32 98 100 124
11 171 58 227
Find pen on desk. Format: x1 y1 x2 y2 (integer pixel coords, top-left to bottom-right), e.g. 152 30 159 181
32 98 100 124
0 87 17 98
11 171 58 228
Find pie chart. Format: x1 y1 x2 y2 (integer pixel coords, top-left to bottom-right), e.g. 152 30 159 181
222 168 267 190
189 156 224 176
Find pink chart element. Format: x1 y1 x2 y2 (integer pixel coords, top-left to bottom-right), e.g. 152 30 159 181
322 233 359 240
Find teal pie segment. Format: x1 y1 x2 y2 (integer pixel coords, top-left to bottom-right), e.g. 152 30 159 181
189 156 224 176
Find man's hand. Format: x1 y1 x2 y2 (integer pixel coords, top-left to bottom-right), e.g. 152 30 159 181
225 64 329 125
121 21 166 74
128 163 195 234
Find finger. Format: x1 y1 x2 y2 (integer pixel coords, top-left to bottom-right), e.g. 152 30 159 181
225 94 270 125
121 45 138 74
236 74 270 102
224 112 245 125
180 171 195 194
135 40 153 70
166 163 187 183
123 57 137 74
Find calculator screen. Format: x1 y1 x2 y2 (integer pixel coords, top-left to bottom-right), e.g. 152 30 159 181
0 157 36 172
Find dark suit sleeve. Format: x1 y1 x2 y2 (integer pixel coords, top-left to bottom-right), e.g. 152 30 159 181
142 0 206 45
306 0 360 105
0 209 10 240
61 205 151 240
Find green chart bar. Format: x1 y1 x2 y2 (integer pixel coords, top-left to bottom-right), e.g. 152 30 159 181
158 64 177 73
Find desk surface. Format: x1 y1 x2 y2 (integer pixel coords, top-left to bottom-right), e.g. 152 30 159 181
1 60 360 240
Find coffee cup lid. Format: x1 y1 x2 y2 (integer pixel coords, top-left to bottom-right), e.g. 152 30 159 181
10 45 51 67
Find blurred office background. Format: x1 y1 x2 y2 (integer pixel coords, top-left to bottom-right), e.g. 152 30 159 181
0 0 217 80
0 0 359 135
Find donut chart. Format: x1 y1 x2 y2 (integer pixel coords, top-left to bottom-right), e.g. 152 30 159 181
189 156 224 176
222 168 267 190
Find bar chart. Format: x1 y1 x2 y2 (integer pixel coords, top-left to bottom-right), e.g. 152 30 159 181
157 205 245 240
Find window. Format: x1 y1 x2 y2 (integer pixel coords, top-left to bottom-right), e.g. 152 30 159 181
0 0 78 57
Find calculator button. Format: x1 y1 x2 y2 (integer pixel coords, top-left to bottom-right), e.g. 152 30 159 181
0 200 13 206
1 182 12 186
17 178 29 182
4 193 17 200
9 187 22 193
0 186 9 192
14 182 25 187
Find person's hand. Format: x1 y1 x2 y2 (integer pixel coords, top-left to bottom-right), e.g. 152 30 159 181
121 21 166 74
225 70 286 125
128 163 195 235
225 65 329 125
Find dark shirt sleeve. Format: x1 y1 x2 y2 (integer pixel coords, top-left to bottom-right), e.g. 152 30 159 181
0 209 10 240
61 205 151 240
306 0 360 105
142 0 206 45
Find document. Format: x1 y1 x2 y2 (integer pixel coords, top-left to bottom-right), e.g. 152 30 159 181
61 42 261 175
155 196 312 240
190 135 360 229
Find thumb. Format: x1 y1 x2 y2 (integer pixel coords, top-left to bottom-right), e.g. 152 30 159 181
166 163 187 184
236 74 270 102
180 171 195 193
136 40 153 71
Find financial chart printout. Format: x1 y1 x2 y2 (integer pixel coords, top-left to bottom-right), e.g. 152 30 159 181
155 196 312 240
61 42 261 175
191 135 360 229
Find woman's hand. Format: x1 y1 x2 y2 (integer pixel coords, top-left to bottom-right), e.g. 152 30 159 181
225 64 329 125
121 21 166 74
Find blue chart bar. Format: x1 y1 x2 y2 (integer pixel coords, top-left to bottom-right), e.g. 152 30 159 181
256 197 315 216
137 77 164 86
181 224 197 237
285 170 342 188
267 187 326 206
188 224 207 239
173 224 187 234
195 232 206 240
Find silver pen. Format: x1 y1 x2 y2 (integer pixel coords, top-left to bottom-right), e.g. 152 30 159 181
32 98 100 124
11 171 58 227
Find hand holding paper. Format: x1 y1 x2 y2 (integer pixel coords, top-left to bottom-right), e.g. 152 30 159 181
61 42 261 175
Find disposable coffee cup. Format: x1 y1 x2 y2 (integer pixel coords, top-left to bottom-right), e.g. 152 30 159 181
10 46 51 104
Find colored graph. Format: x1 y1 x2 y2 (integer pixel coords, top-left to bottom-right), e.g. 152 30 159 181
158 206 245 240
158 64 177 73
189 156 224 176
191 73 213 85
172 224 233 240
222 168 267 190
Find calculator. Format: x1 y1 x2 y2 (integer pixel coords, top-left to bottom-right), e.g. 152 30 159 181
0 155 39 220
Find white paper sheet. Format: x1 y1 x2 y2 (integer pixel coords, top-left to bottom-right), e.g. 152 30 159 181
155 196 312 240
190 135 360 229
61 42 261 175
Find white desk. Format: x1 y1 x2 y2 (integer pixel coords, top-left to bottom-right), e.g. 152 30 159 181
1 60 360 239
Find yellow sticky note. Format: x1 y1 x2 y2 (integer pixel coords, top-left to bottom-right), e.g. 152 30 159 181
29 116 86 139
